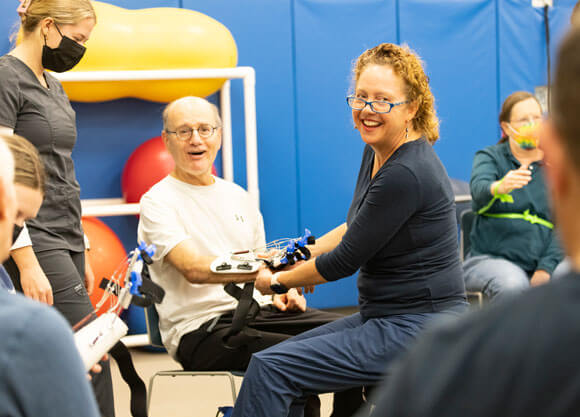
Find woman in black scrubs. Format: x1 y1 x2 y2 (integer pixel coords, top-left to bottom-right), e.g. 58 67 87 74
0 1 114 415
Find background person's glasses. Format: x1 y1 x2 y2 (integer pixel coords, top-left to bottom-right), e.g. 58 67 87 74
346 96 409 114
165 124 218 141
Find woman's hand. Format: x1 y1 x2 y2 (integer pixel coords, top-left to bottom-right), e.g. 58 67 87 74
84 251 95 296
272 288 307 312
530 269 550 287
87 354 108 381
10 246 53 305
491 165 532 195
255 267 274 295
20 264 53 305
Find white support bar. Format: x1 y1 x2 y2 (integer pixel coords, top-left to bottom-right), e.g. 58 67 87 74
82 202 140 217
454 194 472 203
55 66 260 205
243 68 259 202
220 80 234 182
53 67 257 82
121 334 150 348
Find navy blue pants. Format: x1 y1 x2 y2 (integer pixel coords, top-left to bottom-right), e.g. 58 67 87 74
232 306 467 417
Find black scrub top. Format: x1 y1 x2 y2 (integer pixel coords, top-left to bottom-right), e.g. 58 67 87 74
0 55 84 253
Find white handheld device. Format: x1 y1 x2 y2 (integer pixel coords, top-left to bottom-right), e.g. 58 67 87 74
74 313 128 372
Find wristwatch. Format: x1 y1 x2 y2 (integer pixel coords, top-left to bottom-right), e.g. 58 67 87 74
270 273 289 295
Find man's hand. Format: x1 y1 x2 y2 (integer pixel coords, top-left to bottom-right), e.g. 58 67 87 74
272 288 306 312
530 269 550 287
84 251 95 296
20 265 53 305
255 266 274 295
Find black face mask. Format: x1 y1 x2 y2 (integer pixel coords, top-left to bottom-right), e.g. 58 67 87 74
12 224 23 246
42 24 86 73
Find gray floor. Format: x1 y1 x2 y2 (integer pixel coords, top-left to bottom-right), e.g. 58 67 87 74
111 307 358 417
111 349 335 417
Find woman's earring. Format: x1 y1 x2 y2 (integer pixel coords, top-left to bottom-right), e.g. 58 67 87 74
405 126 409 140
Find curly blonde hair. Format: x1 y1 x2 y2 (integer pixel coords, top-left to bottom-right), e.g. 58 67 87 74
353 43 439 144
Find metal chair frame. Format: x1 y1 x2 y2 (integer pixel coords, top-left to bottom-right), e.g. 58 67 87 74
460 209 484 307
144 305 242 412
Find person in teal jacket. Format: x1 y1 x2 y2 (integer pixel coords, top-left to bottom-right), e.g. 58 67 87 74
464 91 566 300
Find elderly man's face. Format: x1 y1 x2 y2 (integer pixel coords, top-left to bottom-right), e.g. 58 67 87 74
163 100 221 186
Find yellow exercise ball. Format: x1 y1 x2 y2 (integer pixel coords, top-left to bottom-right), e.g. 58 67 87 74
62 1 238 103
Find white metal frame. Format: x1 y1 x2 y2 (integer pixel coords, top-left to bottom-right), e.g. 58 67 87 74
54 68 259 346
55 66 260 217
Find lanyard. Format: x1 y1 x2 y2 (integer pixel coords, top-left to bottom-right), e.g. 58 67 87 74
477 193 553 230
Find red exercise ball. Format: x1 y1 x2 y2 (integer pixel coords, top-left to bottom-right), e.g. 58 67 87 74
121 136 174 204
122 136 219 204
82 217 128 316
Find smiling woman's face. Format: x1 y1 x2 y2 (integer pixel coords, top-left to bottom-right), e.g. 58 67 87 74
352 64 414 147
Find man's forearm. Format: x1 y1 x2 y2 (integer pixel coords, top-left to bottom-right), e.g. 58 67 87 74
168 252 258 284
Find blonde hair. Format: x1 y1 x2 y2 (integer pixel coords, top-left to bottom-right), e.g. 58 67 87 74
20 0 96 33
1 134 46 194
353 43 439 144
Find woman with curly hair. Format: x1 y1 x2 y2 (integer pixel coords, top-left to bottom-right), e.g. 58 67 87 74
232 43 468 417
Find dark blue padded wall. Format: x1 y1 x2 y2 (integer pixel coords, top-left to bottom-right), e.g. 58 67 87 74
0 12 18 57
72 0 179 251
181 0 299 242
399 0 498 179
293 0 398 307
498 0 577 106
1 0 577 308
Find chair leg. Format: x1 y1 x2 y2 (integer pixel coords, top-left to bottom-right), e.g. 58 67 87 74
226 373 237 403
146 371 240 413
147 372 161 413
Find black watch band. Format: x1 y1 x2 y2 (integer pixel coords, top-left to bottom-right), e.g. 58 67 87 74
270 275 289 294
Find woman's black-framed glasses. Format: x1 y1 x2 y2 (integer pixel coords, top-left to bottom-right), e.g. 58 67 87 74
346 96 409 114
165 124 218 141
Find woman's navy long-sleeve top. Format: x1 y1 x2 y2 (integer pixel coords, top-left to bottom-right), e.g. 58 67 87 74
316 139 466 318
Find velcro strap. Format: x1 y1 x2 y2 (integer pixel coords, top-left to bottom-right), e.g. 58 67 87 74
223 282 260 345
109 341 148 417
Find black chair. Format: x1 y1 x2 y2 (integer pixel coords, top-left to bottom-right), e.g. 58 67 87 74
459 209 477 261
144 305 243 411
459 209 483 307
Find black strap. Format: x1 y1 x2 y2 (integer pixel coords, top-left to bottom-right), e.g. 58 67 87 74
109 341 148 417
222 282 260 346
131 263 166 307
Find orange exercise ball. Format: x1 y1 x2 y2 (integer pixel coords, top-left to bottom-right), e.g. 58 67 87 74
82 217 128 316
122 136 218 204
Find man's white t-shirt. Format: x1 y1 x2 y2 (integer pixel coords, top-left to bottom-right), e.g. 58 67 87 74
138 175 271 358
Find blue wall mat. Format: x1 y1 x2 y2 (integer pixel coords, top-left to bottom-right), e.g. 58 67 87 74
294 0 397 234
547 1 578 71
400 0 498 180
181 0 300 242
0 12 18 57
293 0 398 308
498 0 573 105
1 0 576 308
73 99 166 199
